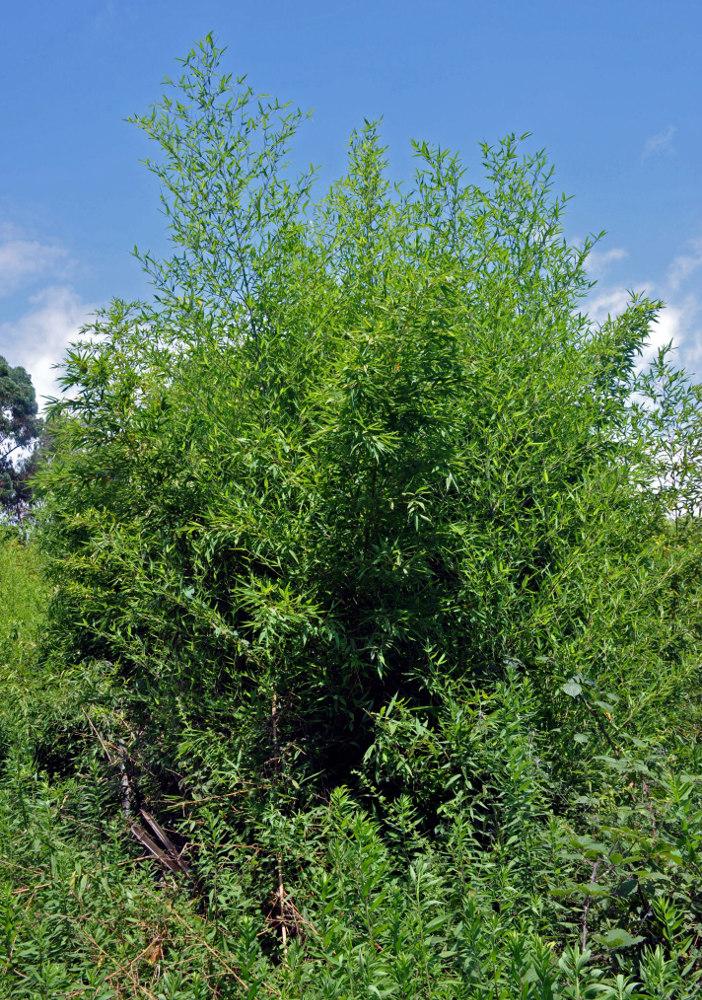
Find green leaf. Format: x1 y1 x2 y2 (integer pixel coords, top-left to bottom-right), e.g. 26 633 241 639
592 928 644 949
613 878 638 898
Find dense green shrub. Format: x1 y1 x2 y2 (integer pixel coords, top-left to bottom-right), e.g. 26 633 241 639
2 35 701 997
39 42 693 760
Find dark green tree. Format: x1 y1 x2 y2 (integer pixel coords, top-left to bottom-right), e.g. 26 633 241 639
0 356 42 512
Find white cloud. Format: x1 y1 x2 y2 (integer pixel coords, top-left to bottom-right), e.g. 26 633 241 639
0 223 70 298
589 285 700 372
667 236 702 292
0 286 98 409
644 300 689 364
662 293 702 373
584 246 628 281
587 285 640 326
585 241 702 377
642 125 677 160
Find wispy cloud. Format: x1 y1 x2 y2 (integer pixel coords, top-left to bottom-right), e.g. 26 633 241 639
0 223 70 298
667 235 702 292
584 246 628 281
0 286 97 408
588 286 637 326
645 301 690 363
586 245 702 382
642 125 677 160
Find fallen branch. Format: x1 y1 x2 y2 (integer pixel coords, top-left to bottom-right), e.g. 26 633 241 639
130 809 191 878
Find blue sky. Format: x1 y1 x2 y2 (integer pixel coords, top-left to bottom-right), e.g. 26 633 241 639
1 0 701 405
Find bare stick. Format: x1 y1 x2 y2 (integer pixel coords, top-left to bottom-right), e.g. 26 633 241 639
271 693 288 959
82 709 116 766
118 739 132 819
581 861 599 951
83 710 134 820
166 907 282 997
640 779 658 839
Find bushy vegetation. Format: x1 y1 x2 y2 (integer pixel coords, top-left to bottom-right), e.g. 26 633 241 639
2 36 702 997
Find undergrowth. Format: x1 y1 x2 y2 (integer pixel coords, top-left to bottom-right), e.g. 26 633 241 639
2 537 701 997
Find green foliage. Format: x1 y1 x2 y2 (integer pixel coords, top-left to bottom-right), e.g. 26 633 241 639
0 355 43 513
2 33 702 997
